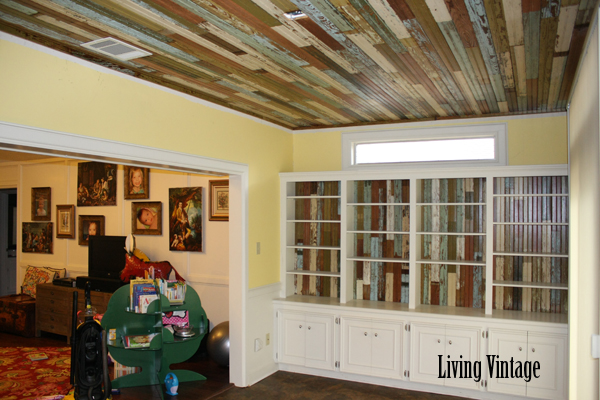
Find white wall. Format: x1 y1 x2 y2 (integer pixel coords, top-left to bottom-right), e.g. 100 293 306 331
7 158 229 326
568 15 600 399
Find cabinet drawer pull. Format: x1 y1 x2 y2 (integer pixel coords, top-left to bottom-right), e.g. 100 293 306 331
448 340 452 345
437 339 440 343
308 326 311 330
531 348 535 353
364 332 368 336
374 333 378 337
519 347 522 351
299 325 302 329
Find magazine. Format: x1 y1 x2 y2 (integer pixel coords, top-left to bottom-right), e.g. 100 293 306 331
27 352 48 361
123 333 159 348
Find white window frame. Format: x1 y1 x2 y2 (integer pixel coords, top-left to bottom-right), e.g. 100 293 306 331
342 123 508 170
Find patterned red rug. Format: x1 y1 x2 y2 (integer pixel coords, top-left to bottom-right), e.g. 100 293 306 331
0 347 72 400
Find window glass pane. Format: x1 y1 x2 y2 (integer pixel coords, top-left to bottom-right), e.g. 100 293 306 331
355 138 495 164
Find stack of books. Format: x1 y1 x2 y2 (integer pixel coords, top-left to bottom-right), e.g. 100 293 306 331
156 279 186 304
129 278 159 313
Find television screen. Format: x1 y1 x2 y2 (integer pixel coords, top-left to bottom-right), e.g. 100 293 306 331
88 235 126 281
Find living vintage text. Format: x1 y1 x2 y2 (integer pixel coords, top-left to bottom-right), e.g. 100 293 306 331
438 355 541 383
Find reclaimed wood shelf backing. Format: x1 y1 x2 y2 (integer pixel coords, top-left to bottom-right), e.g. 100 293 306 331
492 176 569 314
418 178 487 309
351 179 410 303
289 181 341 298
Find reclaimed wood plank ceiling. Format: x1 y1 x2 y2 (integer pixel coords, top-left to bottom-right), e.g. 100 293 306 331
0 0 596 130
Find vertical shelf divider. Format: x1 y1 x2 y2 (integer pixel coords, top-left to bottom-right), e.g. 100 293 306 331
485 172 494 315
409 177 418 310
340 178 349 304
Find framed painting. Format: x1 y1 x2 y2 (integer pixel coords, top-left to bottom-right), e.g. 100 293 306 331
22 222 53 253
31 187 51 221
124 166 150 200
77 162 117 206
168 187 202 252
56 204 75 239
132 201 162 235
209 180 229 221
78 215 105 245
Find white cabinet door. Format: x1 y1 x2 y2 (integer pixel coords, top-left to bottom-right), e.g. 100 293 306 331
278 311 335 371
371 320 403 378
279 312 306 366
342 318 372 374
526 333 567 400
445 326 481 390
304 314 335 370
410 323 446 385
488 329 528 396
341 317 403 378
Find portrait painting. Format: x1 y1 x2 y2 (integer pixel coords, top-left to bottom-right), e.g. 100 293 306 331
169 187 202 252
77 162 117 206
209 180 229 221
78 215 105 246
124 166 149 200
22 222 53 254
31 187 51 221
132 201 162 235
56 204 75 239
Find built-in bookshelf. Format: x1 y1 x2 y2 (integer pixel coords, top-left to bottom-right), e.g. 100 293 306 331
284 180 341 298
492 176 568 314
347 179 410 303
280 166 569 318
416 178 486 309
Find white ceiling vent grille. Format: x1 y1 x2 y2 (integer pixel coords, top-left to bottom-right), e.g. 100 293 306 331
81 37 152 61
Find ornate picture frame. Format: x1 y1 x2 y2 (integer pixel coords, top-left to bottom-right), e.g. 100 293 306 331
78 215 105 246
31 187 51 221
132 201 162 235
22 222 53 253
77 162 117 206
209 180 229 221
56 204 75 239
124 166 150 200
169 187 203 252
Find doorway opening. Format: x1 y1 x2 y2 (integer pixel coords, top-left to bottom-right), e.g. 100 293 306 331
0 120 248 386
0 188 16 296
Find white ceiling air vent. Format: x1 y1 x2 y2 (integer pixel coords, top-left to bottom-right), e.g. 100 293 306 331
81 37 152 61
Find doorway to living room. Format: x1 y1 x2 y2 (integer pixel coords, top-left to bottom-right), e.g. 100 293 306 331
0 121 248 387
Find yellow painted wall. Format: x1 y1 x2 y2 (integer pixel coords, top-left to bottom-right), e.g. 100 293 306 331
0 38 293 288
567 20 599 399
293 117 568 171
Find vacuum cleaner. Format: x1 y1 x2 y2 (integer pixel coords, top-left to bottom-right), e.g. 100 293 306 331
70 282 112 400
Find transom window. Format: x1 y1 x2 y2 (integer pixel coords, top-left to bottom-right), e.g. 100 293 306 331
342 124 507 170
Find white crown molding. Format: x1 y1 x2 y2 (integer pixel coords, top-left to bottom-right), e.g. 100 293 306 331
0 32 293 134
293 112 567 134
2 32 568 136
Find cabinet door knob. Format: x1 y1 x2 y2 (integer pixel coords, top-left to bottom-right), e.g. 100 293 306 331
449 340 452 345
364 332 368 336
437 339 440 343
308 326 311 330
299 325 302 329
532 348 535 353
519 346 522 351
374 333 378 337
